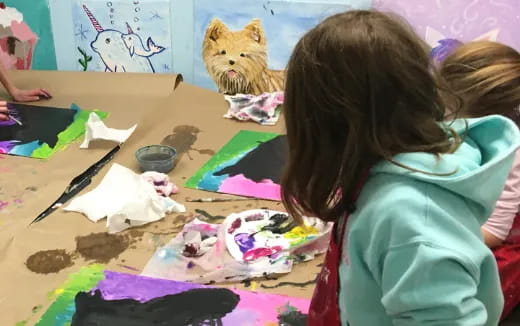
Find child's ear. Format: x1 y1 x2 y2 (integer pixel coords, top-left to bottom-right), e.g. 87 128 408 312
243 19 266 45
473 28 499 42
205 18 228 42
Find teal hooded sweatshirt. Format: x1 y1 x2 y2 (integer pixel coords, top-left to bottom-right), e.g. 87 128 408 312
339 116 520 326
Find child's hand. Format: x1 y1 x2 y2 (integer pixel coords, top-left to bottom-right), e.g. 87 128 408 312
10 88 52 102
0 101 8 121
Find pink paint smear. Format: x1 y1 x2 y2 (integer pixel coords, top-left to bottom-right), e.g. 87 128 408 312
218 174 281 201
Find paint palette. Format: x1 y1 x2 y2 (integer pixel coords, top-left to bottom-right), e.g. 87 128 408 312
224 209 330 263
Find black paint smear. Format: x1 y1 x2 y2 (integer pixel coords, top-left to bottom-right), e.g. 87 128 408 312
261 213 296 234
278 310 308 326
195 209 225 221
0 103 75 149
214 135 287 184
260 275 318 289
72 288 240 326
262 272 278 280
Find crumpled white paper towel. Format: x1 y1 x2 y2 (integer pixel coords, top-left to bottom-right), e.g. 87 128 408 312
64 163 185 233
80 112 137 149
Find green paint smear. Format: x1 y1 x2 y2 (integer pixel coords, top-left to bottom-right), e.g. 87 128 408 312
31 107 108 159
185 130 279 188
36 265 105 326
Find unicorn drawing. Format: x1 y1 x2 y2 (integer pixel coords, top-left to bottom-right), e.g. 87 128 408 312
426 26 499 63
122 23 165 58
82 5 165 73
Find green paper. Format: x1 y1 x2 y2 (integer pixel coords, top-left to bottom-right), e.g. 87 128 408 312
31 109 108 159
36 265 105 326
185 130 278 188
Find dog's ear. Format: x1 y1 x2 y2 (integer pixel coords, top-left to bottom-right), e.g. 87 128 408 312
472 28 499 42
243 19 266 45
205 18 228 42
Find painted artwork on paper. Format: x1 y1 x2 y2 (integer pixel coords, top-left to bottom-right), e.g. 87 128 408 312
194 0 371 94
72 0 171 73
36 265 310 326
0 4 38 70
0 103 107 159
3 0 57 70
373 0 520 56
185 130 287 201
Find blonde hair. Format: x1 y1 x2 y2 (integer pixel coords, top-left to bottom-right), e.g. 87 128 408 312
440 41 520 123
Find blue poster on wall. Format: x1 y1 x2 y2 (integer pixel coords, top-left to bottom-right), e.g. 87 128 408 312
193 0 370 93
72 0 173 73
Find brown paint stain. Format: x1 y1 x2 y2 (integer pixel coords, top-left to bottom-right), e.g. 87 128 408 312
26 249 74 274
128 230 144 238
161 125 215 160
196 149 215 155
161 125 200 160
75 232 129 263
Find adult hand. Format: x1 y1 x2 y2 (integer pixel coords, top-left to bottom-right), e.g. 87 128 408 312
10 88 52 102
0 101 8 121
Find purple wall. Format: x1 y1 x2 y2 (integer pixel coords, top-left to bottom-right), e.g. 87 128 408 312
373 0 520 50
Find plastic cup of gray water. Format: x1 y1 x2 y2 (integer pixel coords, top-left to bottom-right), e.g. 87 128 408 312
135 145 177 173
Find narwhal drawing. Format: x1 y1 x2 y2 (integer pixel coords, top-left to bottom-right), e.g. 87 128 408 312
82 5 166 73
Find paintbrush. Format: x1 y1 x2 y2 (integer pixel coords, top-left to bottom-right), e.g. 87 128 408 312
9 115 22 126
186 197 251 203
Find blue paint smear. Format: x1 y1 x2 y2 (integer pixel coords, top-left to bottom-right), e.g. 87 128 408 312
197 150 250 191
9 140 41 156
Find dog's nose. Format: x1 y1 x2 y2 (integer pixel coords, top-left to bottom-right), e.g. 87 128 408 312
229 60 235 65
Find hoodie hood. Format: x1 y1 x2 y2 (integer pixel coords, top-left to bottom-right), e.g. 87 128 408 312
372 115 520 223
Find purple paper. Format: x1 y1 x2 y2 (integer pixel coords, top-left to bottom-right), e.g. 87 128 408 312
93 271 207 302
89 270 310 325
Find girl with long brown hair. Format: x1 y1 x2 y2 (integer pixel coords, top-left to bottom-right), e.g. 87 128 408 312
440 40 520 320
282 11 519 325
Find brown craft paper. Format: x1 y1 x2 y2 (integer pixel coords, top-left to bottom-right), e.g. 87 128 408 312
0 74 321 325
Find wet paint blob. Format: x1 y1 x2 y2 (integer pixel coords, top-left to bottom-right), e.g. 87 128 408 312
25 249 74 274
277 304 308 326
72 288 240 325
234 233 255 253
243 246 282 262
228 218 242 234
75 233 129 263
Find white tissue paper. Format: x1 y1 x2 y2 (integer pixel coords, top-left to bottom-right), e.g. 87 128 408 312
80 112 137 149
64 163 186 233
